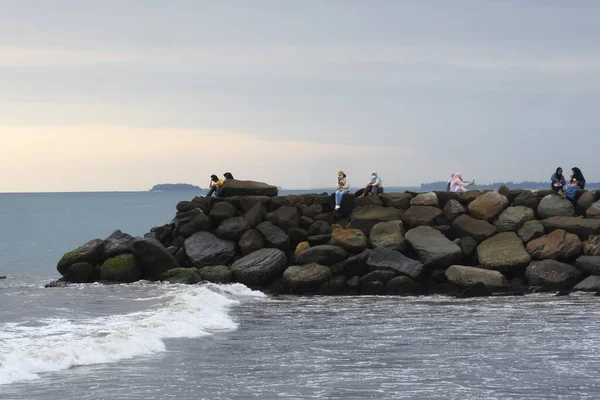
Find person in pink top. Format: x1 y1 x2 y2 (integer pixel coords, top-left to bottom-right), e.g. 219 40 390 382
449 172 475 192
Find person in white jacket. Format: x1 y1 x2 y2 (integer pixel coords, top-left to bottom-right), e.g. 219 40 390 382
334 171 351 210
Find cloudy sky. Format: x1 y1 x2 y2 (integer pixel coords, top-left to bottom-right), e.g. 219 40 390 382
1 0 598 192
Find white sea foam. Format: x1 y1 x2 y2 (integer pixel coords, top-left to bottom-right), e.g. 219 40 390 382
0 283 265 385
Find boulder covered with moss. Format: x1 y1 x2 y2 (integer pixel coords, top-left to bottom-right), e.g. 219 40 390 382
99 254 142 283
57 239 104 276
159 268 202 284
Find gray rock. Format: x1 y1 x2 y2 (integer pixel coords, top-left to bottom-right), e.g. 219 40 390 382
64 262 95 283
283 263 332 292
577 191 597 215
405 226 462 267
330 250 370 277
518 220 545 243
445 265 510 290
238 229 265 256
402 206 443 229
410 192 439 207
460 236 478 258
366 248 424 279
443 199 467 222
307 234 332 246
476 232 531 273
287 228 309 246
360 270 397 284
209 202 237 226
574 256 600 276
295 245 349 266
99 254 142 283
57 239 105 276
351 205 404 235
174 209 212 238
239 196 272 213
231 248 288 286
159 268 202 284
369 220 407 252
386 276 419 295
495 206 535 232
197 265 233 283
513 190 540 210
380 193 413 210
132 238 180 280
215 217 250 241
468 192 509 221
308 221 331 236
272 206 301 232
218 179 278 197
244 203 267 228
319 276 349 295
184 232 236 268
573 276 600 292
256 221 290 251
587 201 600 219
541 216 600 241
526 260 582 290
102 230 136 260
452 214 498 243
537 195 575 219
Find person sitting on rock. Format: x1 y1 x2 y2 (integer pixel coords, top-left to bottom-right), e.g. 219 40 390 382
561 179 581 201
334 170 351 210
571 167 586 190
359 172 383 197
224 172 235 180
450 172 475 192
551 167 566 192
206 174 224 197
446 173 455 191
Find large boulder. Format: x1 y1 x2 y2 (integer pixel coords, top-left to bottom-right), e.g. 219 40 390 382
231 248 287 286
526 229 582 260
239 196 272 213
350 205 403 235
369 220 407 252
272 206 301 232
443 199 467 222
99 254 142 283
476 232 531 273
295 245 348 266
513 190 540 210
495 206 535 232
238 229 264 256
330 229 368 253
587 201 600 219
288 228 308 246
215 217 250 241
256 221 290 251
410 192 439 207
526 260 582 290
537 195 575 219
445 265 510 290
385 276 420 295
573 276 600 292
517 220 545 243
577 192 597 215
197 265 233 283
584 235 600 256
330 250 370 277
57 239 105 275
380 193 412 210
132 238 180 280
366 248 424 279
541 216 600 240
159 268 202 284
452 214 498 243
402 206 443 229
209 202 237 226
64 262 95 283
405 226 462 267
102 230 136 260
174 209 212 238
184 232 236 268
468 191 509 222
244 203 267 228
218 179 278 198
308 221 331 236
283 263 332 293
574 256 600 276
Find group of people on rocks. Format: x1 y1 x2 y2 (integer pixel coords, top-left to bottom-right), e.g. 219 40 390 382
334 171 383 209
206 172 235 197
551 167 586 200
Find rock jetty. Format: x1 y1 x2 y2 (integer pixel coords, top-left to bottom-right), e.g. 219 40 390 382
52 180 600 297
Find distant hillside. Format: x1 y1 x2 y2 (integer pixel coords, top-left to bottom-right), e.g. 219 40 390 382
150 183 202 192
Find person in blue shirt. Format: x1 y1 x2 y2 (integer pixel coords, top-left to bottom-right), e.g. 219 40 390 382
550 167 566 192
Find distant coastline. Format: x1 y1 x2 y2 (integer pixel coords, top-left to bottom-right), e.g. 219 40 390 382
150 183 202 192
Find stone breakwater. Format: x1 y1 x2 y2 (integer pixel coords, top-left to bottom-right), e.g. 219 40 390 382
52 180 600 297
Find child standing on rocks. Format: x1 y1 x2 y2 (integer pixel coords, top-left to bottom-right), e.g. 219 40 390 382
334 171 350 210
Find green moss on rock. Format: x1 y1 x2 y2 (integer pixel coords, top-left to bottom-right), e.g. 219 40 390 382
57 239 104 275
159 268 202 284
64 262 95 283
100 254 142 283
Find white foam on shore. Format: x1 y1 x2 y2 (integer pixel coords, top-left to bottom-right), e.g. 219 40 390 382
0 283 265 386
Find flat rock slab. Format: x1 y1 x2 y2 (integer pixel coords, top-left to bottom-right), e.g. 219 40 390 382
574 255 600 276
526 229 582 260
218 179 278 197
573 276 600 292
526 260 582 291
184 232 236 268
402 206 443 229
541 216 600 240
445 265 509 290
495 206 535 232
405 226 462 267
366 248 424 279
351 205 404 235
477 232 531 273
452 214 498 243
256 221 290 251
231 248 288 286
283 263 332 292
295 245 348 266
174 209 212 238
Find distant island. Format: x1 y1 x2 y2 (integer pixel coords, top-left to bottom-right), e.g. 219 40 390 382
150 183 202 192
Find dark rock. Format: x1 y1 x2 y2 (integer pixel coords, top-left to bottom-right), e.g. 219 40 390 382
428 282 460 295
526 260 582 290
366 248 424 279
513 190 540 210
218 179 278 198
526 229 582 260
295 245 349 266
360 270 397 284
174 208 212 238
456 282 493 298
369 220 407 252
319 276 348 295
354 195 383 208
300 216 315 230
283 263 332 293
102 230 136 260
588 201 600 219
584 235 600 256
215 217 250 241
574 256 600 276
269 196 288 211
210 202 237 226
445 265 510 290
443 199 467 222
238 229 265 256
402 206 443 229
99 254 142 283
256 221 290 251
405 226 462 268
231 248 288 286
169 236 186 249
131 238 180 280
244 203 267 228
573 276 600 292
452 214 498 243
197 265 232 283
495 206 535 232
380 193 412 210
330 250 370 277
57 239 105 276
517 220 545 243
166 246 178 256
288 228 309 246
272 206 301 232
541 216 600 240
386 276 419 295
159 268 202 284
64 262 95 283
307 234 332 246
176 200 198 213
460 236 478 258
308 221 331 236
312 195 334 212
468 192 509 222
360 280 386 295
537 195 575 219
239 196 271 213
477 232 530 273
45 279 69 288
330 229 368 253
347 276 361 290
577 191 597 215
184 232 236 268
410 192 439 207
351 205 404 235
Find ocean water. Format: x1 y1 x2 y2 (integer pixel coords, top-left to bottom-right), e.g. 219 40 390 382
2 192 600 399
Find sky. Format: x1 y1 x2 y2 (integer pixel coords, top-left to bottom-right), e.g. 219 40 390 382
1 0 599 192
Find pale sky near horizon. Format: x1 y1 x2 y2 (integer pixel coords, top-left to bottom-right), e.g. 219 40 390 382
1 0 599 192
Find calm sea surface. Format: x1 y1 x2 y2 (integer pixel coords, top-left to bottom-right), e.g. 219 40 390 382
1 191 600 399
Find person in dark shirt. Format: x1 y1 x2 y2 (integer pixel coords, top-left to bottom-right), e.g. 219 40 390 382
571 167 586 190
550 167 566 192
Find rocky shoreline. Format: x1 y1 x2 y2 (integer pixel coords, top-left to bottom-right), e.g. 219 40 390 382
50 179 600 297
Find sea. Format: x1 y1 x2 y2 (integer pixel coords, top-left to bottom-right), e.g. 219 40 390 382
1 191 600 399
